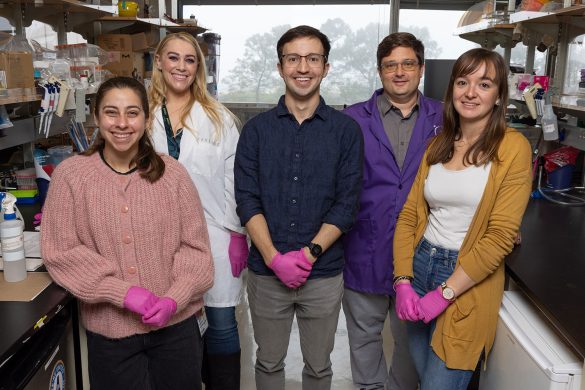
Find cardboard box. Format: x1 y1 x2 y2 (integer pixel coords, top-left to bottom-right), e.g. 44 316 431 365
0 52 34 89
105 51 145 81
97 34 133 51
131 31 159 52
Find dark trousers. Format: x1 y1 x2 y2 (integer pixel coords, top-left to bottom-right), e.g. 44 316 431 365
87 315 203 390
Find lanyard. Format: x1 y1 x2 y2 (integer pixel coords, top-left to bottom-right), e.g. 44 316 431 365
161 102 182 160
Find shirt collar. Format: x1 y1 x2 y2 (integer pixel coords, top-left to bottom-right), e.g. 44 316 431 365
276 95 329 121
377 92 420 119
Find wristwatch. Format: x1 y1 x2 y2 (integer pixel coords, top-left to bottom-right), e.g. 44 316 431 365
440 282 456 302
308 242 323 258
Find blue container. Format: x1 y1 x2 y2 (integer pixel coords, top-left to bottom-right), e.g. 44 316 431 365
547 164 574 190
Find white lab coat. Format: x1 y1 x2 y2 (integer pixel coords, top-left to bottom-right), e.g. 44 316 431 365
151 102 244 307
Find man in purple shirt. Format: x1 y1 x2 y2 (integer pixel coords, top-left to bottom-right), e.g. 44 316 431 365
342 32 443 390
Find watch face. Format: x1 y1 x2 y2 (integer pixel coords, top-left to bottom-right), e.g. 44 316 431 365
309 243 322 257
442 286 455 301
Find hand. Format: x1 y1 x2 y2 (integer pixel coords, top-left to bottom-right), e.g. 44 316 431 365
416 287 452 324
228 232 249 277
142 297 177 327
395 283 420 321
268 251 313 289
123 286 159 316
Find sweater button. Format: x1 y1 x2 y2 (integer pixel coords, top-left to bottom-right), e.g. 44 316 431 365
127 266 136 274
121 205 129 213
123 235 132 244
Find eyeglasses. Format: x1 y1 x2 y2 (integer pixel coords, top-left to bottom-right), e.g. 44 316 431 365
281 53 327 68
380 60 419 73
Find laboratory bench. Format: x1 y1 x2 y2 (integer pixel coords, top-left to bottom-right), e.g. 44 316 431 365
506 198 585 360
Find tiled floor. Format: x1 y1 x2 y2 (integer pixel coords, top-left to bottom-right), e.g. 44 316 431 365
236 273 395 390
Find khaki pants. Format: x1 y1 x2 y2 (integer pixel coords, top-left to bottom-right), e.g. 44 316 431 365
247 271 343 390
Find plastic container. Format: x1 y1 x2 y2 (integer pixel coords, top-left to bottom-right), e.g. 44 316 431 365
541 104 559 141
1 210 26 282
14 168 37 190
548 164 574 190
47 145 74 166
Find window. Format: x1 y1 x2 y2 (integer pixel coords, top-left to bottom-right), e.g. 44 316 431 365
184 5 478 105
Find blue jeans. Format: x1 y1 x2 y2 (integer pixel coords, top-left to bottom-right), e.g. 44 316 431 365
204 306 240 355
406 238 473 390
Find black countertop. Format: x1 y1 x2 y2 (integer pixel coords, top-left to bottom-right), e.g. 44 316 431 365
506 198 585 360
0 282 71 366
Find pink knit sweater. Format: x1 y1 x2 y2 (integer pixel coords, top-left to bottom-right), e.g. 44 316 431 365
41 152 214 339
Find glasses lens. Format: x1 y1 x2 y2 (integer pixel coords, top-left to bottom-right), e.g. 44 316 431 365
307 54 323 66
402 61 418 71
283 54 324 68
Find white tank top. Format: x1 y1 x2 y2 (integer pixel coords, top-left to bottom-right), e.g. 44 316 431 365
423 162 491 250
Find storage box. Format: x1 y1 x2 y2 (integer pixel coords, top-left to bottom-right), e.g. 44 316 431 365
97 34 133 51
0 52 34 90
131 31 159 52
105 51 144 81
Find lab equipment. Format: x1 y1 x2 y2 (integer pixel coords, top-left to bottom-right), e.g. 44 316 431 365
479 291 582 390
1 192 26 282
541 104 559 141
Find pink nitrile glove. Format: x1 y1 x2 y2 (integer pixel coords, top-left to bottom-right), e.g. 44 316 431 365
229 232 249 277
123 286 159 316
395 283 420 321
268 251 313 289
142 297 177 327
416 287 452 324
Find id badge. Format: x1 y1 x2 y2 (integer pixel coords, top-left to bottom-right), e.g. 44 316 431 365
196 308 208 336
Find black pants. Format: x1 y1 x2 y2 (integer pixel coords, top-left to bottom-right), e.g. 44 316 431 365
87 316 203 390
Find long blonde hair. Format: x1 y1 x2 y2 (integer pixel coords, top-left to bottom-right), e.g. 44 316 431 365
148 32 238 142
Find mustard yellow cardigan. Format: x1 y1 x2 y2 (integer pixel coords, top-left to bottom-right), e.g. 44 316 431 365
393 129 532 370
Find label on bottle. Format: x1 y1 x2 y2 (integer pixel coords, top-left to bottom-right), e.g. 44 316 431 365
543 123 556 133
1 235 24 252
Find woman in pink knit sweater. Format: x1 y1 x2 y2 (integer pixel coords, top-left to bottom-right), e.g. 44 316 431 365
41 77 214 390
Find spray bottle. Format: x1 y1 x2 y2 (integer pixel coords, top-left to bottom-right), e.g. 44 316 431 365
1 192 26 282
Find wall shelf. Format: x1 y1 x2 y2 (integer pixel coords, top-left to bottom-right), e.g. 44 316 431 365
455 23 516 48
0 94 42 106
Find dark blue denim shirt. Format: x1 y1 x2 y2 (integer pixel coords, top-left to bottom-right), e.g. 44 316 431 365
235 96 364 278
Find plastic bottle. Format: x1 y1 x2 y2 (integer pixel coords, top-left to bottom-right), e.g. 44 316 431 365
1 193 26 282
541 104 559 141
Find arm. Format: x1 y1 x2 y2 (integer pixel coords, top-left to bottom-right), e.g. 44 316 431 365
321 120 364 233
302 223 342 262
234 121 264 228
223 118 246 234
393 156 428 279
40 166 131 307
165 168 214 311
245 214 277 266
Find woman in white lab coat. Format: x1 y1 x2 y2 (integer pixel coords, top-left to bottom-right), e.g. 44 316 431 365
148 32 248 390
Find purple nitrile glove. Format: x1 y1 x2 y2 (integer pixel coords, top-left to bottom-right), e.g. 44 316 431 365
229 232 249 277
123 286 159 316
142 297 177 327
416 287 452 324
268 251 313 289
395 283 420 321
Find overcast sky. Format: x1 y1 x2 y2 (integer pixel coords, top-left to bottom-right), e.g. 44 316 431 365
184 5 478 86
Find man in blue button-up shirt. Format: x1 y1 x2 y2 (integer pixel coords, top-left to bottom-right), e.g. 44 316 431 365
235 25 363 390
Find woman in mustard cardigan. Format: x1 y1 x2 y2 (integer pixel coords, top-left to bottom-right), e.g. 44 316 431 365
392 48 532 389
